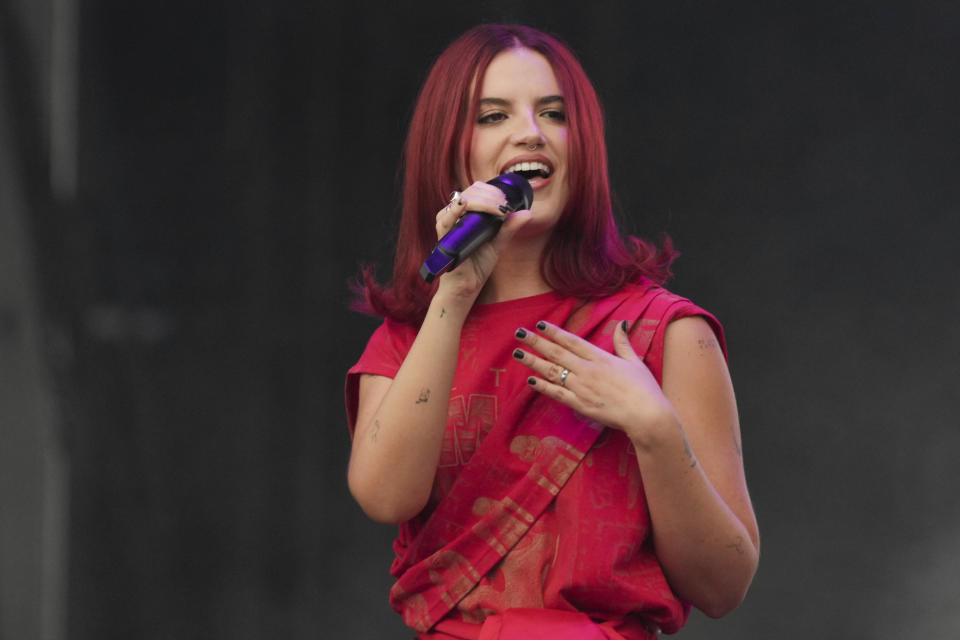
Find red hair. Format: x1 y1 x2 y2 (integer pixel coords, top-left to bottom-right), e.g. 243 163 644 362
354 24 676 324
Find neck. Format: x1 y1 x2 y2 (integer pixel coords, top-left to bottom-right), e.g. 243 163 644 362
476 234 553 305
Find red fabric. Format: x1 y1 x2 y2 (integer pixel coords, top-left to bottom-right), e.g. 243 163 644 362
430 608 642 639
345 282 725 638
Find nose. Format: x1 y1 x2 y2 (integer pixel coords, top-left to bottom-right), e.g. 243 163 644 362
511 109 545 149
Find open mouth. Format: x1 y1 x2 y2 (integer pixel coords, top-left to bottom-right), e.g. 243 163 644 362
501 160 552 181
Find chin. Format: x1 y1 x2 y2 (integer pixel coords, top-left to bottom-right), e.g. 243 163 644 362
525 207 561 232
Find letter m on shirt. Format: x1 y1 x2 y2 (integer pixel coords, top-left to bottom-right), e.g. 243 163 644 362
439 394 497 468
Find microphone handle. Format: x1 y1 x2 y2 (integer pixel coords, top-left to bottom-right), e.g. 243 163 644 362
419 212 502 282
419 173 532 283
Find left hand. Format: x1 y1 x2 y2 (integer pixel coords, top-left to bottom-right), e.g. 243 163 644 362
513 320 680 445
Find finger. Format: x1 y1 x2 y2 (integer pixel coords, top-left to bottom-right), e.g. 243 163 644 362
524 320 599 362
513 323 585 373
525 375 581 408
512 346 575 388
435 198 467 238
461 181 509 216
613 319 641 362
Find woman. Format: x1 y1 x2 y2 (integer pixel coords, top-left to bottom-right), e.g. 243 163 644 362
345 24 758 639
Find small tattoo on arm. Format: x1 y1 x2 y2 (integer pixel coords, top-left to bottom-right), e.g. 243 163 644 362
416 388 431 404
440 307 446 318
369 419 381 442
697 337 719 350
727 536 745 555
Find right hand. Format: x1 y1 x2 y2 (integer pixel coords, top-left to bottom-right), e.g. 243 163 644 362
434 180 532 300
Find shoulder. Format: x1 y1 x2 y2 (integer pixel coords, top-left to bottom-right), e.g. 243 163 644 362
664 316 724 357
347 318 419 388
649 285 727 359
661 316 733 406
367 317 420 355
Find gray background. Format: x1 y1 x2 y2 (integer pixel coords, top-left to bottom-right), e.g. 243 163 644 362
2 0 958 638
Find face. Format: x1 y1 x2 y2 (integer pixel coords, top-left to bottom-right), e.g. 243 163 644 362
467 48 569 232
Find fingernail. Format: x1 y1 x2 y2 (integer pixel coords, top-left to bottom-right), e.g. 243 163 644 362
536 321 547 331
621 320 629 333
515 328 527 339
512 348 524 360
498 204 512 214
527 377 537 386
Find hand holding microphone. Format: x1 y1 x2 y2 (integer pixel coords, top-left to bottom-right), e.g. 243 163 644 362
420 173 533 282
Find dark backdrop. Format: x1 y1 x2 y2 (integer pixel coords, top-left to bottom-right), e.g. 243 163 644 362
4 0 959 638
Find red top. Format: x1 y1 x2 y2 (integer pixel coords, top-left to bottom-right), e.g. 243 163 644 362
346 282 725 639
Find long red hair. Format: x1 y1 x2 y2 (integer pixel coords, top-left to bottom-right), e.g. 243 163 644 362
354 24 676 324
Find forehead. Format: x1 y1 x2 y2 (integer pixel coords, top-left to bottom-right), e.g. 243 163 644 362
478 47 561 96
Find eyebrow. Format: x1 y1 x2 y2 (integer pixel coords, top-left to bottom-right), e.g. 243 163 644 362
478 95 565 108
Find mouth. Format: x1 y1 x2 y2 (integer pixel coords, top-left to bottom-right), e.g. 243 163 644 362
501 160 552 181
499 157 554 187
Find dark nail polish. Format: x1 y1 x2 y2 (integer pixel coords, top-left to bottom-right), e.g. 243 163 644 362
527 377 536 386
512 348 524 360
621 320 629 333
536 321 547 331
498 203 512 214
515 328 527 339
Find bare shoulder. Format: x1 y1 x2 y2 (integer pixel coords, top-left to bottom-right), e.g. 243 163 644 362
661 313 735 419
663 315 724 362
661 315 734 429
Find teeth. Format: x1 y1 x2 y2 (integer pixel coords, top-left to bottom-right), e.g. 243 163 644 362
503 161 551 177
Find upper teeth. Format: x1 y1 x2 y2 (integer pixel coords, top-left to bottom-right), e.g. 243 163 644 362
503 161 551 177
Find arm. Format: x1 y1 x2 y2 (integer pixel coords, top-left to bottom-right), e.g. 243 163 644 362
513 317 759 617
348 291 471 523
635 316 759 617
347 183 533 523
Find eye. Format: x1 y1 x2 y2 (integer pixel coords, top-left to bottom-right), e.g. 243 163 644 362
478 111 506 125
541 109 566 122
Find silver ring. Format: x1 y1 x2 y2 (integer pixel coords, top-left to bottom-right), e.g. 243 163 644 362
527 143 540 151
559 368 570 386
448 190 463 206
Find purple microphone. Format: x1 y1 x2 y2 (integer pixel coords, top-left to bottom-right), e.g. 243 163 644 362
419 173 533 282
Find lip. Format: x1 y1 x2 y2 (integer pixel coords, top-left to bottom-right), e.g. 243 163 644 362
498 153 555 191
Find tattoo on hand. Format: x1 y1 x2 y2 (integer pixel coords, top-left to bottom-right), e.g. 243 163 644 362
370 419 381 442
416 388 431 404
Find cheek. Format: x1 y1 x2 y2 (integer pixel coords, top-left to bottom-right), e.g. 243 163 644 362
466 140 488 182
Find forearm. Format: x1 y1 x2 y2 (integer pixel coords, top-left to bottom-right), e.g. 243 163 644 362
632 420 759 617
347 291 472 523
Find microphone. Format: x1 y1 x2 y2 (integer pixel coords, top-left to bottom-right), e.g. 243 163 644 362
419 173 533 282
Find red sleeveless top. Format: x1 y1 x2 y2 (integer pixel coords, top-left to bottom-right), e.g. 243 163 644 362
346 282 725 639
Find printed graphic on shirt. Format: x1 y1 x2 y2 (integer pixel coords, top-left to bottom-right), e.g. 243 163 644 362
440 393 497 468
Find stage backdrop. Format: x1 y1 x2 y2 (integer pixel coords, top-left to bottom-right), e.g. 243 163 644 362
2 0 958 638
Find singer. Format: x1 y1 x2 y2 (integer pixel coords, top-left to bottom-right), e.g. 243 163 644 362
345 24 758 639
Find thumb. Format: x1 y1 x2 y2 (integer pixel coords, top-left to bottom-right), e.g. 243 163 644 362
613 320 641 361
489 209 533 251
